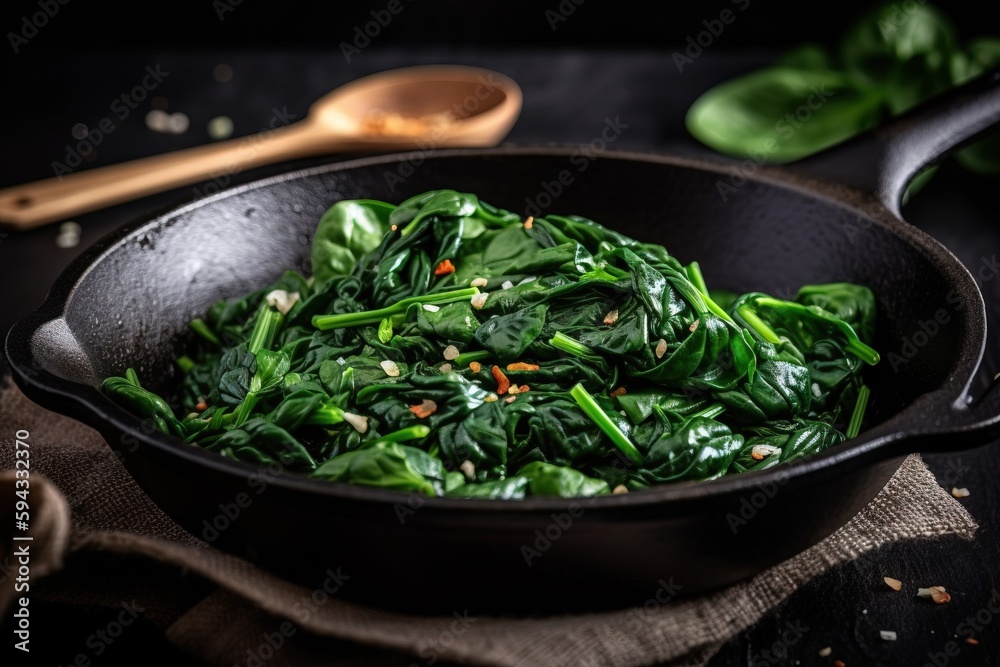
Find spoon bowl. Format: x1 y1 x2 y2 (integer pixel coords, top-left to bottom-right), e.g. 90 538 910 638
0 65 522 230
308 65 520 149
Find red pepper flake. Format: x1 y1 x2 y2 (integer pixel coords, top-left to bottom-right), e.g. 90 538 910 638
195 398 209 412
504 395 517 404
492 365 511 395
931 588 952 604
610 386 627 398
524 216 534 229
469 361 482 373
833 661 846 667
519 385 530 393
434 259 456 276
918 585 952 604
506 362 540 371
408 399 438 419
966 638 979 645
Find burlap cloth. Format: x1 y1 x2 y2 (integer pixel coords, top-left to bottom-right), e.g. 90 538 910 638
0 372 979 667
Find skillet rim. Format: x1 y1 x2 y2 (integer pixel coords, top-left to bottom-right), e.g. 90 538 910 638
4 145 988 512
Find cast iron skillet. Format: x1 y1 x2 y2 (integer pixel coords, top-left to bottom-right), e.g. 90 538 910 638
7 71 1000 614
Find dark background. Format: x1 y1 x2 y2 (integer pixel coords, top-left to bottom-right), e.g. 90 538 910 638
0 0 992 50
3 2 1000 667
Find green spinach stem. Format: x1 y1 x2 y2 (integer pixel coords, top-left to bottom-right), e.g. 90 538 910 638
691 403 726 421
550 332 595 358
312 287 480 331
247 303 285 354
753 297 880 365
570 383 643 466
372 425 431 444
305 405 346 426
737 305 782 345
686 261 735 323
190 318 221 346
846 384 870 439
453 350 492 366
176 355 195 373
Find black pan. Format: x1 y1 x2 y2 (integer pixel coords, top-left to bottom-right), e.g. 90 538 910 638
7 71 1000 615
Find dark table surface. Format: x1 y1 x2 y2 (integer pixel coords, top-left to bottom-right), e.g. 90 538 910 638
2 46 999 667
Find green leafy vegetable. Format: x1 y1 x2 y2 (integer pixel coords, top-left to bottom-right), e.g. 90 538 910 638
839 2 958 114
312 199 393 282
685 1 1000 179
102 189 879 499
686 67 883 163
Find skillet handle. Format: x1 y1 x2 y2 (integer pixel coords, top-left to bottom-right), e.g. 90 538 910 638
905 380 1000 448
794 67 1000 216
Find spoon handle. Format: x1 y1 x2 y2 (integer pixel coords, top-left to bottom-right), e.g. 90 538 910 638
0 122 325 230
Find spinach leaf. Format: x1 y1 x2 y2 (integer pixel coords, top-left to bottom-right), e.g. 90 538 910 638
731 419 844 473
838 2 958 114
210 418 317 469
685 67 883 163
954 37 1000 175
514 461 610 498
473 304 548 360
103 189 879 500
311 441 448 496
684 1 999 183
447 476 531 500
417 301 480 344
101 372 184 436
312 199 394 282
638 417 744 484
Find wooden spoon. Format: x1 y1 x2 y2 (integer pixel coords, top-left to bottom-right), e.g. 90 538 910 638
0 65 522 230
